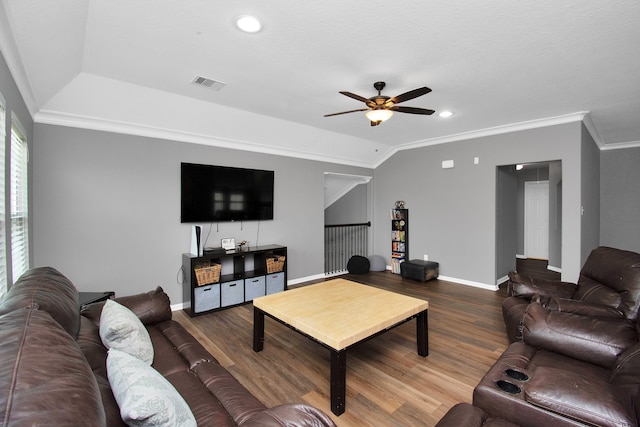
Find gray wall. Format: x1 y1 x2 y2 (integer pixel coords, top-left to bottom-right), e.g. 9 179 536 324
373 122 588 288
32 124 372 304
548 161 563 269
324 183 368 225
580 125 601 261
600 146 640 253
495 166 517 280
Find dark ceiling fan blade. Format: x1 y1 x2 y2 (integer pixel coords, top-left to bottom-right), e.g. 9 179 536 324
388 87 432 105
339 91 376 107
392 106 436 115
324 108 370 117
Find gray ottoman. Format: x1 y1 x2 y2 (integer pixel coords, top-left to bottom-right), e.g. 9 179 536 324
367 255 387 272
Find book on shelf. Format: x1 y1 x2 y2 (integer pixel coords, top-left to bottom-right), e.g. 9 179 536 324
391 258 405 274
390 209 406 220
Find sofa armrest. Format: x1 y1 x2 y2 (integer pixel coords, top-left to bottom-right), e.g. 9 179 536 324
525 367 636 427
507 271 577 299
611 342 640 386
538 296 624 318
114 286 172 325
240 403 336 427
81 287 172 327
522 302 637 368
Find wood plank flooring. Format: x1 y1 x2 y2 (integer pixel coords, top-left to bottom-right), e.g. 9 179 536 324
516 258 561 281
174 271 510 426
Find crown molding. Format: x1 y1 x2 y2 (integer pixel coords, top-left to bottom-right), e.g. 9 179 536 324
580 112 604 148
599 140 640 151
34 107 639 172
373 112 593 168
34 109 378 169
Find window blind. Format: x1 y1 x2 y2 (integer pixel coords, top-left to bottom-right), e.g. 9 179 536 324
0 98 6 297
10 115 28 283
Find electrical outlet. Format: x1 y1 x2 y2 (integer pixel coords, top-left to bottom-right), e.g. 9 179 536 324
423 254 429 261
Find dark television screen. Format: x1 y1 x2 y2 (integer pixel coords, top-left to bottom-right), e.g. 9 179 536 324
181 163 274 223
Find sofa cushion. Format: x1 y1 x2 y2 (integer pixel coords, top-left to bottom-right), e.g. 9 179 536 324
538 295 624 318
107 348 196 427
0 266 80 337
0 308 106 426
522 302 637 368
525 367 637 427
507 271 577 300
100 299 154 364
435 403 521 427
610 342 640 386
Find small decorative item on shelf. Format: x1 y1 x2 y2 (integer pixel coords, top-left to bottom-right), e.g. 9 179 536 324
266 255 286 273
395 200 406 209
194 264 221 286
221 237 236 251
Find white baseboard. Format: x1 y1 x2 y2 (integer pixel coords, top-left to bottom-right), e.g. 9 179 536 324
171 302 188 311
496 274 509 286
516 253 527 259
438 275 499 291
292 272 330 284
547 265 562 273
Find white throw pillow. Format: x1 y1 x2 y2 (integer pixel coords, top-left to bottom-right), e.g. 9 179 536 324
107 349 197 427
100 299 154 364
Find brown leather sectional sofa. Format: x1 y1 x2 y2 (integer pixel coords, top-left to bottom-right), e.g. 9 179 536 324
438 246 640 427
0 267 335 426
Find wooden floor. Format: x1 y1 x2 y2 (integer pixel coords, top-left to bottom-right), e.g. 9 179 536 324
516 257 561 281
174 271 510 427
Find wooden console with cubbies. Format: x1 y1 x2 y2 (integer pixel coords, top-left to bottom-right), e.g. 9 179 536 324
182 244 287 317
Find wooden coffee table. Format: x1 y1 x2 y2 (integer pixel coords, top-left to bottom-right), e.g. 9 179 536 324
252 278 429 416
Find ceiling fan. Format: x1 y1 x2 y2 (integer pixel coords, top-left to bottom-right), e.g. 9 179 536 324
324 81 435 126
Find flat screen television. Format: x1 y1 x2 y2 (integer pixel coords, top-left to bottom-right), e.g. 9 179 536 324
181 163 274 223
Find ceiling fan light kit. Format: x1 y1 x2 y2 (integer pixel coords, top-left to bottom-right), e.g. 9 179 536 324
325 81 435 126
365 109 394 123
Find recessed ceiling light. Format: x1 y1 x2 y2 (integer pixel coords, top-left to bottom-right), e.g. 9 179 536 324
235 15 262 33
438 111 454 118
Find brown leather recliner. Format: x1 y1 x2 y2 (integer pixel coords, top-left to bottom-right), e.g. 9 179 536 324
438 247 640 427
502 246 640 343
473 301 640 426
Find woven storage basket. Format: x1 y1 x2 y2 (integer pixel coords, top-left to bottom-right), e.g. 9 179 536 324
194 264 221 286
266 256 286 274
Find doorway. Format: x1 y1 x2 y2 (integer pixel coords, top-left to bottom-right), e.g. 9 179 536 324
495 161 562 285
323 172 372 275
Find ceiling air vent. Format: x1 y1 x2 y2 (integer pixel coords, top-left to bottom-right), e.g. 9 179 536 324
191 76 226 91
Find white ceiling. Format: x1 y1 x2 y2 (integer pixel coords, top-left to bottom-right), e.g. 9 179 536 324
2 1 639 167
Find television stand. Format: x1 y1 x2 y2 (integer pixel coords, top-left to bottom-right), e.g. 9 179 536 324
182 244 287 317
